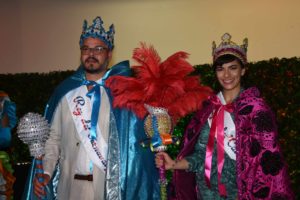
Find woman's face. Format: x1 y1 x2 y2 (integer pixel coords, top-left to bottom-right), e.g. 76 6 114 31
215 59 245 93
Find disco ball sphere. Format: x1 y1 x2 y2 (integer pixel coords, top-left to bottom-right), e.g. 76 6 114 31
17 112 50 158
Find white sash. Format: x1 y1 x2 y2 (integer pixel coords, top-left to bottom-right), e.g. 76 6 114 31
66 86 108 172
208 92 236 160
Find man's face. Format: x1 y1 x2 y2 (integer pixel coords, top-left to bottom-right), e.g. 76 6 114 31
80 37 112 74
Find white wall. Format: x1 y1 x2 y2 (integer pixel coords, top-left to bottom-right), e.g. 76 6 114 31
1 0 300 73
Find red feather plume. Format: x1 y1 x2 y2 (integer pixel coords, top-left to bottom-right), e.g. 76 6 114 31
106 43 212 124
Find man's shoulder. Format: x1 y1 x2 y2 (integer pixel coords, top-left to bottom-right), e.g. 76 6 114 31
44 69 83 122
107 60 131 78
53 68 84 95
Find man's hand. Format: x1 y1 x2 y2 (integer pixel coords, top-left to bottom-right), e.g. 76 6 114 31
33 173 50 199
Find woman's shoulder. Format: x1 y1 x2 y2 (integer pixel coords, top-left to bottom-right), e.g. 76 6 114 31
235 87 272 114
194 98 214 117
239 87 261 99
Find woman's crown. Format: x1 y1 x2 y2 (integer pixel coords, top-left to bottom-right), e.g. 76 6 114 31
212 33 248 64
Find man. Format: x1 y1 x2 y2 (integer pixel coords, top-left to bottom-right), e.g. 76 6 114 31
27 16 160 200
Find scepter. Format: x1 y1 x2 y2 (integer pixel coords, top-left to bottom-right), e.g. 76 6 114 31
106 43 212 199
17 112 50 199
143 104 173 200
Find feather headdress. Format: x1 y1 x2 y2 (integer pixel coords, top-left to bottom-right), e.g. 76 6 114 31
106 43 212 123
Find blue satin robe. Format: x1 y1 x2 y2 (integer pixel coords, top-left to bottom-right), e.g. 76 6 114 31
22 61 160 200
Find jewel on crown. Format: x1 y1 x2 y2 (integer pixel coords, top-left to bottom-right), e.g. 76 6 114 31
79 16 115 50
212 33 248 64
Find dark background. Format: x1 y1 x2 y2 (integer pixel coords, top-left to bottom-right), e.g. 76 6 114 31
1 57 299 199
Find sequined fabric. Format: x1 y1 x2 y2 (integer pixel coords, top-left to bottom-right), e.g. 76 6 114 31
171 87 294 200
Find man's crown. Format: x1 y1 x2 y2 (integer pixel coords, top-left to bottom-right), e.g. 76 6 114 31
212 33 248 64
79 16 115 50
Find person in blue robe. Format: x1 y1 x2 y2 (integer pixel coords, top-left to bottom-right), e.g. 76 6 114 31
22 16 160 200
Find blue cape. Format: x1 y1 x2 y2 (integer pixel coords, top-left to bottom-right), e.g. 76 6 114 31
22 61 160 200
0 99 17 149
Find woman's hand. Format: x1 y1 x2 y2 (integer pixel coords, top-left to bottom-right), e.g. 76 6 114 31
155 152 175 170
155 152 190 170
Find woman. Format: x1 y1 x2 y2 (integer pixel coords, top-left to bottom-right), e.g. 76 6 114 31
156 33 294 199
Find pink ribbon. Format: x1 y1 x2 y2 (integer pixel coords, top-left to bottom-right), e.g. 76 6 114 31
204 95 233 197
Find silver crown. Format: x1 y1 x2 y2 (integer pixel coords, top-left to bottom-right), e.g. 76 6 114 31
79 16 115 50
212 33 248 64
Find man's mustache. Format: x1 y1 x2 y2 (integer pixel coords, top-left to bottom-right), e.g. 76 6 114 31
85 57 99 63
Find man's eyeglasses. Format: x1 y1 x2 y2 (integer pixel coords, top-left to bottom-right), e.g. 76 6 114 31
80 46 108 55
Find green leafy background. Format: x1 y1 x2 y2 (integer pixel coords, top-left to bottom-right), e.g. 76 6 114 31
0 57 299 198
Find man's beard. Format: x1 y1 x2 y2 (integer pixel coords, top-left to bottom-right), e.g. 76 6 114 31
83 57 109 74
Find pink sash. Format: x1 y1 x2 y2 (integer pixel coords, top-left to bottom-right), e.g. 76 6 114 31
204 95 233 197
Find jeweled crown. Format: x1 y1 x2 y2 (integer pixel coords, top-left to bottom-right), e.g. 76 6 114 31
79 16 115 50
212 33 248 64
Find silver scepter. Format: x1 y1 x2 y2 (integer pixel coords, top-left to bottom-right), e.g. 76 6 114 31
17 112 50 199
